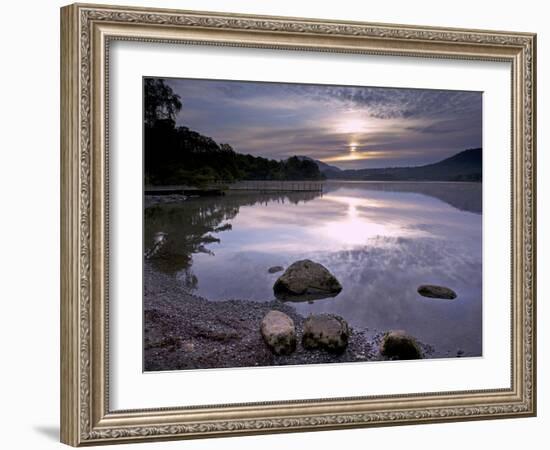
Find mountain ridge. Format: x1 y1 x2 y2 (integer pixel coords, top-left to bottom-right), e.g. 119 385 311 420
298 148 482 182
296 156 342 174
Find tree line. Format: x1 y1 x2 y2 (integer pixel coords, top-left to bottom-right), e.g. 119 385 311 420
144 78 323 186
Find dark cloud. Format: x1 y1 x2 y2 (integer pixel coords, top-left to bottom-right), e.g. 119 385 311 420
302 85 481 119
162 77 482 169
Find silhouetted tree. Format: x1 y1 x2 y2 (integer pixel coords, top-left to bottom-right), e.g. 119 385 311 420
143 78 324 185
144 78 182 127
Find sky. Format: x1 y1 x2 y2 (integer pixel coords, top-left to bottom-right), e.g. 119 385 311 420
163 77 482 170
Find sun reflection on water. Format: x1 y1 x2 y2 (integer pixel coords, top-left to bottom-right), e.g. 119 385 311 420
318 194 425 246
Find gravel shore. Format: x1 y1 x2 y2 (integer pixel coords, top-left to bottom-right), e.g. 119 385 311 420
144 263 388 371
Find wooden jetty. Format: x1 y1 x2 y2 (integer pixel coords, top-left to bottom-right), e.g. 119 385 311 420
228 180 324 192
145 180 324 195
144 185 224 196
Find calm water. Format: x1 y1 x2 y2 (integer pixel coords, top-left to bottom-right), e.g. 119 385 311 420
145 181 482 357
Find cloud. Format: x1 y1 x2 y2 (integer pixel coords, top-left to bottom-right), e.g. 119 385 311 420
161 78 482 169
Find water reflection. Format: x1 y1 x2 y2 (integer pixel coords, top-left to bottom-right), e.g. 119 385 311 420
144 181 482 357
144 191 321 287
319 194 428 246
323 181 482 214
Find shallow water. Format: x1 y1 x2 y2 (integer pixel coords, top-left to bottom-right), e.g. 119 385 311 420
144 181 482 358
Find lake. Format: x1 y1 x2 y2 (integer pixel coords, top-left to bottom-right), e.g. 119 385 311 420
144 181 482 358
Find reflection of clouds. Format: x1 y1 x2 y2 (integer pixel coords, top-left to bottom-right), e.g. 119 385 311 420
296 236 482 354
226 187 480 254
193 234 482 356
177 183 482 356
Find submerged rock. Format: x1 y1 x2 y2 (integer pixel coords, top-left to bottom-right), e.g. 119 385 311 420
380 330 422 360
302 314 350 353
268 266 284 274
273 259 342 299
417 284 457 299
260 310 296 355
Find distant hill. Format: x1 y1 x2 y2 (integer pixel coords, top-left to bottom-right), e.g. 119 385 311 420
296 156 342 175
324 148 482 182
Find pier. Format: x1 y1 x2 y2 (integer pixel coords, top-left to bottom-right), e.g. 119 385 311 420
227 180 324 192
145 180 324 195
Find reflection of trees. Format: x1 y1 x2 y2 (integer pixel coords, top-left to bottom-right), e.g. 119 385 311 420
144 190 322 286
144 200 237 286
324 181 481 214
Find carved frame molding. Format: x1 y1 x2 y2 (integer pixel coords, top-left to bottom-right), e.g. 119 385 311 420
60 3 536 446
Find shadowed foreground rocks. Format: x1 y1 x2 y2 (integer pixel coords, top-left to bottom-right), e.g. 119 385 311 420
144 263 438 371
302 314 350 353
260 310 296 355
144 264 379 371
380 330 423 360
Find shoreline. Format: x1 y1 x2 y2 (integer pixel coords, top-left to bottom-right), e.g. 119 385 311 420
144 264 434 371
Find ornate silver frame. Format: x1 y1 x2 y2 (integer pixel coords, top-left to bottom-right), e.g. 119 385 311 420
60 3 536 446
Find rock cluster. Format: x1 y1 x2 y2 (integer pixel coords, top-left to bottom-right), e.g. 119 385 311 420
260 259 453 360
260 311 350 355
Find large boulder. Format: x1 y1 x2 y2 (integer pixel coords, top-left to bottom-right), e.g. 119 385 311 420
380 330 422 360
302 314 350 353
273 259 342 299
417 284 457 299
260 310 296 355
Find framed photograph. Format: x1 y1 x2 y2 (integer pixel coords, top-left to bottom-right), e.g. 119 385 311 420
60 3 537 446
